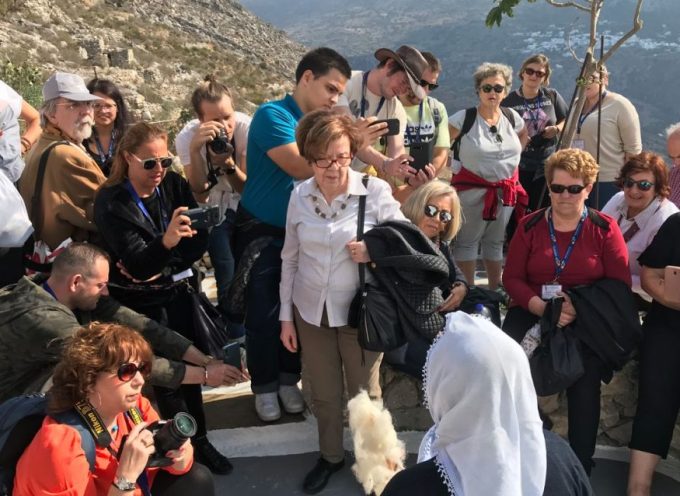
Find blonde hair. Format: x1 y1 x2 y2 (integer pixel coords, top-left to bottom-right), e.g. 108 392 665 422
545 149 599 185
401 181 462 242
104 122 168 187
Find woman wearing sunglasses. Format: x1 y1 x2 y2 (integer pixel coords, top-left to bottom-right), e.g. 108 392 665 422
601 152 678 308
448 62 528 290
14 322 214 495
94 123 239 475
502 148 630 474
502 54 568 211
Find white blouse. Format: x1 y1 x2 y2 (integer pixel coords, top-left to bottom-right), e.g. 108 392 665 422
279 169 407 327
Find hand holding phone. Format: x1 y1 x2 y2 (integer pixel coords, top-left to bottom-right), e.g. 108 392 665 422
369 118 400 136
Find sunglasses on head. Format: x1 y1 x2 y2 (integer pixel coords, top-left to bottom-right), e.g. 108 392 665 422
117 362 151 382
481 84 505 94
623 178 654 191
420 79 439 91
131 153 174 170
549 184 586 194
524 68 546 78
424 204 453 223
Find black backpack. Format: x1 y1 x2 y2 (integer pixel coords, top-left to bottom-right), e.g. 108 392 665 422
450 107 516 162
0 394 96 495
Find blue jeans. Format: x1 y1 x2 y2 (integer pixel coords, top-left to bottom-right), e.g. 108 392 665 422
208 209 245 339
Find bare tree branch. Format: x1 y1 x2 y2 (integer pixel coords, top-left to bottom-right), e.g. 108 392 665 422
565 25 584 63
600 0 644 64
589 0 602 47
545 0 591 12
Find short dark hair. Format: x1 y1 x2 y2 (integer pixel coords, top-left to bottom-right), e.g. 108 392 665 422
615 151 670 198
421 51 441 73
295 47 351 84
51 242 110 279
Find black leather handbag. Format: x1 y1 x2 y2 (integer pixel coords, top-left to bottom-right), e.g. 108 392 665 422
189 286 231 360
347 176 405 352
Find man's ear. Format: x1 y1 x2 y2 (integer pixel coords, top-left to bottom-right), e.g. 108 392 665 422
68 273 84 292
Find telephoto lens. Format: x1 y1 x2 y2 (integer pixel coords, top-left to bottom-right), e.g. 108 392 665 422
147 412 197 467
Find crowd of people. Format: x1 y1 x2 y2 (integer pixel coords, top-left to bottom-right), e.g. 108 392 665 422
0 42 679 496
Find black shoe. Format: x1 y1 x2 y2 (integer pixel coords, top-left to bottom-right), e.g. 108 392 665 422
193 437 233 475
302 457 345 494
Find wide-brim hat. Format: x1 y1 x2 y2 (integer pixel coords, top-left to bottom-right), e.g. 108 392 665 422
42 72 102 102
374 45 427 100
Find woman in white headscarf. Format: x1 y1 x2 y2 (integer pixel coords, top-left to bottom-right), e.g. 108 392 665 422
383 312 593 496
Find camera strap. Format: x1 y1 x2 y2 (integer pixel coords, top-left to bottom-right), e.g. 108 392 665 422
204 148 220 192
73 400 114 448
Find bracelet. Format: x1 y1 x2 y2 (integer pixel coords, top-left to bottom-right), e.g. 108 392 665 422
202 366 208 386
20 137 32 153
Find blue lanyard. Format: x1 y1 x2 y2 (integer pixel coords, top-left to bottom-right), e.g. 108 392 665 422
577 91 607 134
42 282 57 300
136 471 152 496
547 206 587 281
124 180 168 234
360 71 385 118
405 100 424 145
93 130 116 165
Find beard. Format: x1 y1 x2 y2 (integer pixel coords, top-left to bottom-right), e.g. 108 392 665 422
71 121 93 142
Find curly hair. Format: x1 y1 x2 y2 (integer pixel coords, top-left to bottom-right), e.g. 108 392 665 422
48 322 153 415
401 181 462 242
545 148 600 185
473 62 513 93
615 151 670 198
296 109 361 162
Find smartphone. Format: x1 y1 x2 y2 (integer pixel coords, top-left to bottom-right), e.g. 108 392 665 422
369 118 400 136
408 142 433 171
185 205 221 230
222 342 241 369
664 266 680 306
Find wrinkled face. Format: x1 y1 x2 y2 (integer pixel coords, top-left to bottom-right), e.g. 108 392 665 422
300 68 347 112
47 98 95 143
73 257 109 311
521 63 547 90
89 357 146 416
311 136 351 193
623 170 656 214
199 95 235 140
548 169 592 218
477 74 507 107
418 194 453 241
92 93 118 128
125 137 170 193
667 134 680 168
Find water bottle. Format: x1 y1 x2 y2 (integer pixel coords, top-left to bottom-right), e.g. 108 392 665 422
520 323 542 358
471 303 492 321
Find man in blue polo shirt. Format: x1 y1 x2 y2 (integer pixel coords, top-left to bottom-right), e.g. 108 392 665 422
235 47 352 424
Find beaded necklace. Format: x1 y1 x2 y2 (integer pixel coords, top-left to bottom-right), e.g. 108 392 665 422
310 194 351 219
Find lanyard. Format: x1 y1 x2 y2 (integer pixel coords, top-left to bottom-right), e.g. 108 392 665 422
548 206 587 281
124 180 168 234
93 130 116 165
405 100 424 145
577 91 607 134
360 71 385 118
42 281 57 300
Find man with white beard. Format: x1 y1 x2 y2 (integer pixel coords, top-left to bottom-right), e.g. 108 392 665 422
19 72 106 255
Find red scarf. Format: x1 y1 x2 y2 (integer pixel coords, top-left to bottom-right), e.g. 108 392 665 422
451 167 528 221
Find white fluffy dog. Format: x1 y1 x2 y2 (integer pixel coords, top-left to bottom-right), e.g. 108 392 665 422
348 390 405 496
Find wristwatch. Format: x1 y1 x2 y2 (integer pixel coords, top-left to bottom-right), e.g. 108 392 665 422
225 166 237 175
112 475 136 492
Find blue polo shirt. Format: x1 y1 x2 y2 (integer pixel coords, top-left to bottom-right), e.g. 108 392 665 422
241 94 303 228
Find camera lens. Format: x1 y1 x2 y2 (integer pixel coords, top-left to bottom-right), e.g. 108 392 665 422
173 412 197 437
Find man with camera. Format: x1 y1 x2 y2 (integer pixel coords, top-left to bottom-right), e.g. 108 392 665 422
175 76 250 340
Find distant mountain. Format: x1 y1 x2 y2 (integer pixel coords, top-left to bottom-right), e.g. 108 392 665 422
240 0 680 154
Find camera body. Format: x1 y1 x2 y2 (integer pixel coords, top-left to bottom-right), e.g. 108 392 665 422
208 129 234 156
146 412 197 468
185 205 221 230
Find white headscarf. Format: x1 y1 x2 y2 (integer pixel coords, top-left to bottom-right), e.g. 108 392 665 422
418 312 546 496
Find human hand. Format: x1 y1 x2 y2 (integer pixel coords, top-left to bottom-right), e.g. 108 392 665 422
347 240 370 263
116 260 162 284
438 283 467 312
355 117 388 149
383 154 416 180
406 163 436 188
166 438 193 473
161 207 196 250
116 422 155 482
190 121 226 153
280 321 298 353
542 125 559 139
556 292 576 327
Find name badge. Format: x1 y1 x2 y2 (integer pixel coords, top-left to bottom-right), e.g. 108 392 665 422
172 268 194 282
541 283 562 300
572 139 585 150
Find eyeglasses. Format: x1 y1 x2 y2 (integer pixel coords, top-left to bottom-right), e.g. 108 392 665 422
93 102 117 111
424 204 453 223
420 80 439 91
131 153 174 170
524 68 546 78
117 362 151 382
480 84 505 94
623 178 654 191
549 184 586 194
313 154 352 169
56 101 95 112
489 125 503 143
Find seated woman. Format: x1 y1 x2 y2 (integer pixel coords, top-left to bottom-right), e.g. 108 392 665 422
502 148 630 473
14 322 214 495
381 312 593 496
601 152 678 308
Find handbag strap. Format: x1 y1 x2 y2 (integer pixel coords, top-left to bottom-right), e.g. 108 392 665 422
29 141 70 240
357 175 369 291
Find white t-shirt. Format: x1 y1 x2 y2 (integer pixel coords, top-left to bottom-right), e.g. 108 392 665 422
0 80 22 116
0 80 24 183
175 112 251 219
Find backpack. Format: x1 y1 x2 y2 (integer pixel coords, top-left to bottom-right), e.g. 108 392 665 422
0 394 96 495
428 96 442 144
450 107 516 162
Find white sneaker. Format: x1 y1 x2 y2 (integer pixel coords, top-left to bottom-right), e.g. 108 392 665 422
278 385 305 414
255 392 281 422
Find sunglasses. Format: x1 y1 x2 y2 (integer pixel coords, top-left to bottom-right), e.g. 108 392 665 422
117 362 151 382
489 125 503 143
524 68 547 78
549 184 586 194
481 84 505 94
131 153 174 170
424 204 453 223
420 80 439 91
623 178 654 191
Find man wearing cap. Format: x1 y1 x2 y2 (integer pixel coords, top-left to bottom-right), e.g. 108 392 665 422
19 72 106 260
336 45 433 190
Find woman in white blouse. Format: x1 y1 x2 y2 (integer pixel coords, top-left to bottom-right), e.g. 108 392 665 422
279 110 405 494
601 152 678 307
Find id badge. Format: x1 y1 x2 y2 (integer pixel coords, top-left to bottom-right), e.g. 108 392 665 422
572 139 585 150
541 283 562 300
172 268 193 282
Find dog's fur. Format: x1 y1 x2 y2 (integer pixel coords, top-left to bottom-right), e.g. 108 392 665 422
348 390 406 495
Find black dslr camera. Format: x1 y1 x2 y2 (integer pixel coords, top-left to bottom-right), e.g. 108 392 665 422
208 128 234 156
146 412 197 468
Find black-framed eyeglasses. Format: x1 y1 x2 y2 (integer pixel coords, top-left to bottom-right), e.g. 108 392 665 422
131 153 174 170
117 362 151 382
424 204 453 223
481 84 505 94
623 178 654 191
489 125 503 143
420 80 439 91
313 154 353 169
549 184 586 194
524 68 546 78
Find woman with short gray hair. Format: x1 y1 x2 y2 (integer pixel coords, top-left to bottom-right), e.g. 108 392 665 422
448 62 528 289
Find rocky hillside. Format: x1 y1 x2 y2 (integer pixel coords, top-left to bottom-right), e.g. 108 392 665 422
0 0 306 129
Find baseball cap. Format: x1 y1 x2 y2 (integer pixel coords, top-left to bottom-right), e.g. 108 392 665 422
374 45 428 100
42 72 102 102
